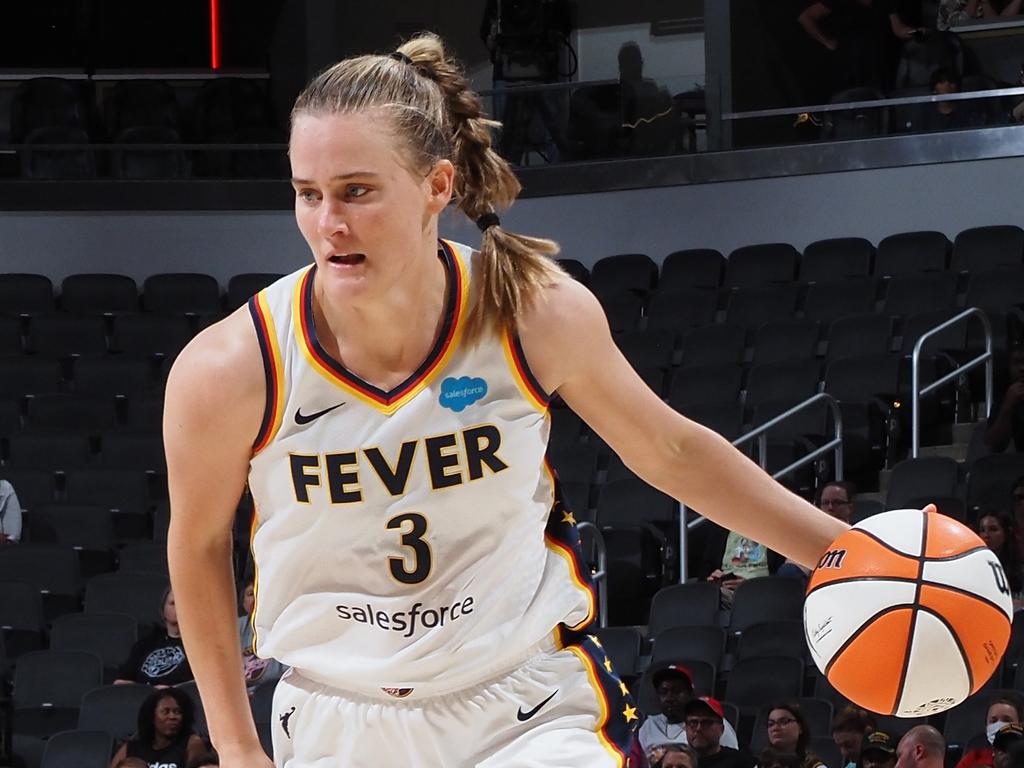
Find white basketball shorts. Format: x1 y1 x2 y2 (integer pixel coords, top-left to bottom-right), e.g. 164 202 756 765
270 634 637 767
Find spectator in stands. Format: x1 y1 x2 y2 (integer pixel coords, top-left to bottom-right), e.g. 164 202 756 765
684 697 755 768
758 747 804 768
186 753 221 768
831 705 876 768
985 345 1024 453
115 587 194 687
937 0 1023 29
238 577 284 693
896 726 946 768
778 481 858 586
655 744 700 768
797 0 891 91
639 664 741 762
977 513 1024 604
765 702 826 768
0 478 22 544
110 688 206 768
994 724 1024 768
923 68 980 131
862 731 899 768
702 521 783 606
955 695 1024 768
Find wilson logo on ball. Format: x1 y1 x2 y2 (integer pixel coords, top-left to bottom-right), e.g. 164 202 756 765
817 549 847 569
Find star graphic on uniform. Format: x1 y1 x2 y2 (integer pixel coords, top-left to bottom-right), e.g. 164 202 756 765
619 680 630 696
603 657 613 673
623 704 639 723
590 636 602 649
561 510 576 524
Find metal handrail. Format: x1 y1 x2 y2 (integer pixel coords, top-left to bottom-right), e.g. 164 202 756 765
577 521 609 628
678 391 844 581
910 307 993 458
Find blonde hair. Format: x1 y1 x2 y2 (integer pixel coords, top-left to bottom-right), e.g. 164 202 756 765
290 32 564 343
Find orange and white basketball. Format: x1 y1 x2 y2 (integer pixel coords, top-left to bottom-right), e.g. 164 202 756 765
804 508 1014 717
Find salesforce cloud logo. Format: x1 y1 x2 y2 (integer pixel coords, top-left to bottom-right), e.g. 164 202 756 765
439 376 488 412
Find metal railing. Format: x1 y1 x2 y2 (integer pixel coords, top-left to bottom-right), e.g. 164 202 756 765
577 521 609 628
678 392 844 581
910 307 993 458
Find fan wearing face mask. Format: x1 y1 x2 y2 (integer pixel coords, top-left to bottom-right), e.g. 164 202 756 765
954 695 1024 768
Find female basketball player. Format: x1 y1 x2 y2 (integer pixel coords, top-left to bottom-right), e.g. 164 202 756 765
165 33 851 768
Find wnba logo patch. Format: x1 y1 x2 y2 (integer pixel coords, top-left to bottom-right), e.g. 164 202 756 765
439 376 487 412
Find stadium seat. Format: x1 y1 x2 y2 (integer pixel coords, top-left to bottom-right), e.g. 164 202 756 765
99 432 166 472
722 655 805 715
13 649 103 737
825 314 892 362
725 243 799 288
824 353 901 403
60 274 139 315
882 272 958 318
660 249 725 291
6 433 92 470
684 402 744 441
12 733 47 768
0 579 45 657
679 325 746 369
0 274 55 316
649 624 725 669
595 290 643 333
227 273 284 310
875 231 950 277
547 443 600 485
597 479 676 527
590 253 659 296
0 545 81 613
594 626 643 677
83 572 168 630
556 259 589 285
104 79 181 136
728 577 806 635
736 621 807 661
802 278 879 325
952 226 1024 274
26 505 115 576
667 364 743 409
142 273 221 315
647 582 722 637
25 394 119 434
744 359 821 413
548 408 584 447
966 454 1024 515
800 238 874 283
40 729 113 768
20 127 97 180
50 612 138 682
77 684 154 741
110 124 191 178
112 313 194 358
898 309 965 355
0 317 24 356
750 320 819 365
117 542 169 575
10 77 90 143
73 355 157 396
616 329 676 369
885 457 959 510
0 356 63 399
724 284 800 329
27 314 108 357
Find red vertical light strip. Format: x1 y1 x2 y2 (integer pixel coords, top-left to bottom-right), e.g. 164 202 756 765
210 0 221 69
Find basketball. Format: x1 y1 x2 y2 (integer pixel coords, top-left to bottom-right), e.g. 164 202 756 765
804 508 1014 717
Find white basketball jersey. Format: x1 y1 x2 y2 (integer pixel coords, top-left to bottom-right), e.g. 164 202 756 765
245 240 595 697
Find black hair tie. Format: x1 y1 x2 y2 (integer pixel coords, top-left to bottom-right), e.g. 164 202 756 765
389 51 414 66
476 213 501 232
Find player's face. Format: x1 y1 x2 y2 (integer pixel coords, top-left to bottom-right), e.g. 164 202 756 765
767 709 800 751
979 516 1006 553
154 697 183 739
662 752 696 768
657 678 691 721
289 111 453 302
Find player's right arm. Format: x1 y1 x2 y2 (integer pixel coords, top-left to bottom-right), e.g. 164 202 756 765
164 308 273 768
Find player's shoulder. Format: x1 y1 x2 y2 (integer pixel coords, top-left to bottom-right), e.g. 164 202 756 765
520 269 606 336
167 305 264 401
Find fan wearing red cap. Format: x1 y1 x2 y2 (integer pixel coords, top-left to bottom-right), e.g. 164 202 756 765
638 664 741 762
684 697 756 768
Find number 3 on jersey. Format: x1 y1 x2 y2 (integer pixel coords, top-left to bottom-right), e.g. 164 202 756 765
387 512 432 584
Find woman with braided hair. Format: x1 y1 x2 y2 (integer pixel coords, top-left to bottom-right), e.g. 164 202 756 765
165 32 847 767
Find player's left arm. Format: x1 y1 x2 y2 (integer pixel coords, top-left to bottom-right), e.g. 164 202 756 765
519 277 847 569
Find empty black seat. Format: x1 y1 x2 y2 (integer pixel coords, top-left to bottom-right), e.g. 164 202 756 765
825 314 891 362
952 226 1024 273
803 278 878 324
73 355 156 396
736 620 807 660
112 313 194 357
99 432 166 472
647 582 722 636
25 394 118 434
616 329 675 368
595 290 643 333
744 359 821 412
725 243 799 288
117 542 169 575
593 626 643 677
964 267 1024 314
800 238 874 283
0 579 45 657
65 468 149 512
193 77 274 141
557 259 589 285
684 402 744 440
875 231 950 276
0 317 23 356
104 80 181 137
20 127 96 180
590 254 658 296
886 456 959 509
13 649 103 737
750 320 819 365
723 655 805 715
27 314 108 356
724 284 799 329
0 274 55 316
650 625 726 671
667 364 743 409
227 273 284 310
647 289 719 333
548 443 599 485
660 249 725 290
596 478 677 526
143 273 221 315
111 126 190 179
50 612 138 681
899 310 965 355
40 728 114 768
882 272 958 318
10 78 89 143
26 505 115 575
0 356 63 399
7 433 92 470
966 454 1024 514
60 274 139 315
728 576 806 634
83 572 168 630
824 353 901 402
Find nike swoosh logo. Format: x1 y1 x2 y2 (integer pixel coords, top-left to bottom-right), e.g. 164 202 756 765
294 402 345 425
516 689 558 722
